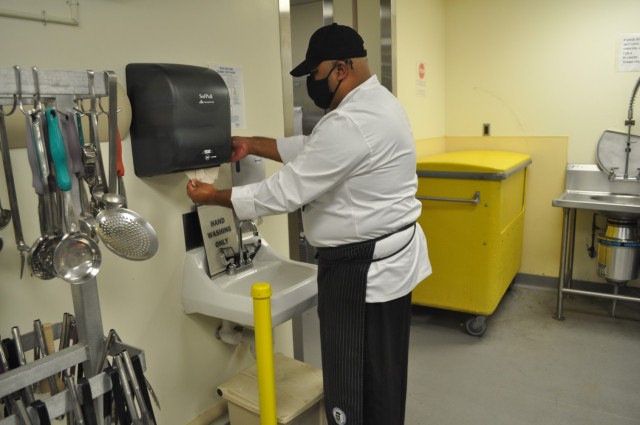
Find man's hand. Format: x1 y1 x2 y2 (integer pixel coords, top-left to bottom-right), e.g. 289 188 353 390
230 136 282 163
186 179 232 207
231 136 251 162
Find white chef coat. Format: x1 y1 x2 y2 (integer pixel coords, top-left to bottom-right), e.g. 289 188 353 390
232 75 431 302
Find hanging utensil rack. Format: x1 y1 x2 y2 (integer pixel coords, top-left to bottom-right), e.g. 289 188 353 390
0 67 149 425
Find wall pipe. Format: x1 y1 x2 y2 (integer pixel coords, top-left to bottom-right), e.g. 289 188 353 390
216 320 256 357
252 283 277 425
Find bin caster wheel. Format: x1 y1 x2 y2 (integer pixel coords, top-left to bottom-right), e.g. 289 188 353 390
464 316 487 337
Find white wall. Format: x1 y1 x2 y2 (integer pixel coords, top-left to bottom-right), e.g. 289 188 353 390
445 0 640 163
396 0 447 139
0 1 293 424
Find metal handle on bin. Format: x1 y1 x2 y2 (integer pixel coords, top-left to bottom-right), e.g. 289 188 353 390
416 191 480 205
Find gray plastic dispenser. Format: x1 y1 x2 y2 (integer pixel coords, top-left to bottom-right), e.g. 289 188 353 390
126 63 231 177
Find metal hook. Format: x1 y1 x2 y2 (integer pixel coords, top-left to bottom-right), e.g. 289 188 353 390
0 96 17 117
0 68 17 116
87 70 110 117
98 96 123 116
31 66 44 113
87 69 97 112
72 97 89 115
14 65 30 116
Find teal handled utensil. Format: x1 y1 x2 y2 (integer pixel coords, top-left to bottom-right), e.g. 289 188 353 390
46 107 101 284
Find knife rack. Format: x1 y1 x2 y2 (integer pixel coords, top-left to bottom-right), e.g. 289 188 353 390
0 68 146 425
0 316 145 425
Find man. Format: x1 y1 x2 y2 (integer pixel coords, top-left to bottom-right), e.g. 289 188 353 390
187 23 431 425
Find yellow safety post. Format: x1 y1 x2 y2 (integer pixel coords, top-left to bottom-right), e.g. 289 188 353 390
252 282 277 425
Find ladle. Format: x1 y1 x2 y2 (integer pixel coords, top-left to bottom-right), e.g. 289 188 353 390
46 107 101 284
27 110 56 280
87 70 109 207
61 109 98 241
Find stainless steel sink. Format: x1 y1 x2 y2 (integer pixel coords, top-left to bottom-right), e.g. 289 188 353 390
589 194 640 206
552 164 640 217
553 191 640 217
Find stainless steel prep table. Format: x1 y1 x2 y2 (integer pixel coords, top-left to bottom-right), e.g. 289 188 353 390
552 164 640 319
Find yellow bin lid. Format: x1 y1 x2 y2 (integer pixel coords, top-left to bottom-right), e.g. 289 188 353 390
417 150 532 180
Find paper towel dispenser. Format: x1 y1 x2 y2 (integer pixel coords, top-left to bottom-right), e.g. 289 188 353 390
126 63 231 177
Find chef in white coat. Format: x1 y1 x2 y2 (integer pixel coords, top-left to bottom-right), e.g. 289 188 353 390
187 23 431 425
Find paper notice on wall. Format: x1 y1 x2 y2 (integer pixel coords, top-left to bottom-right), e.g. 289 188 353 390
619 34 640 72
210 65 246 128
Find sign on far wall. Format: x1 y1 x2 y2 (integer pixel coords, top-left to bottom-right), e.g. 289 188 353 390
619 33 640 72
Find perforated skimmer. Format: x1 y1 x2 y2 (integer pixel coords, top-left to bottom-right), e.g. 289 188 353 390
96 207 158 261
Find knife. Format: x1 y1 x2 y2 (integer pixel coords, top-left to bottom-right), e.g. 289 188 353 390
14 398 34 425
33 319 59 395
132 354 160 417
64 375 85 425
105 365 131 425
122 350 154 425
11 327 35 404
78 378 98 425
31 400 52 425
114 353 143 425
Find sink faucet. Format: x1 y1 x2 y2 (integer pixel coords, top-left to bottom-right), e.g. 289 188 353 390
220 219 261 275
237 219 259 266
607 166 640 182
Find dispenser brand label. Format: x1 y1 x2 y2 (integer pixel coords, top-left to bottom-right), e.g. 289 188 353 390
199 93 215 104
201 149 218 161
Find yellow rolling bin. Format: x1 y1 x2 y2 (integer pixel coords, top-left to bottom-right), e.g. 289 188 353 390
413 150 532 336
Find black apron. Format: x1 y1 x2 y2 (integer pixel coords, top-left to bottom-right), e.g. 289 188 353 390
315 223 415 425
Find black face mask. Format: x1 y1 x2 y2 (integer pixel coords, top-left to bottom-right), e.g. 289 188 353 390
306 62 343 110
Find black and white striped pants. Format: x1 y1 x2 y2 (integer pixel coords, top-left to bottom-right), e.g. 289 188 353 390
316 238 413 425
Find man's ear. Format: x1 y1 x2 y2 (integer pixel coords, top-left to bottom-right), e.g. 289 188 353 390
335 60 351 78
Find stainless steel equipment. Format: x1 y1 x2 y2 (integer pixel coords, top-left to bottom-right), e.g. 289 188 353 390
552 75 640 319
597 217 640 283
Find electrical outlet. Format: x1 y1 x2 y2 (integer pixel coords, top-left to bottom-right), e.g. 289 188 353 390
483 123 491 136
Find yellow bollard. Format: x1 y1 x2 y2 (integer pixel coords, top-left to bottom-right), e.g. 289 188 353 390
252 282 277 425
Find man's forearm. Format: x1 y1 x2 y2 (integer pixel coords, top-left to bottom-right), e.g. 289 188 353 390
247 137 282 162
214 189 233 208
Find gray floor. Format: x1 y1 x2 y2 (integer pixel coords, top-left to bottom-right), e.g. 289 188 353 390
301 279 640 425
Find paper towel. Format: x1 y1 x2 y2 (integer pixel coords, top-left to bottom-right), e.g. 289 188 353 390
185 167 220 184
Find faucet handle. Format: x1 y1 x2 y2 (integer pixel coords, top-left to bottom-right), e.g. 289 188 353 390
219 247 236 266
608 167 619 181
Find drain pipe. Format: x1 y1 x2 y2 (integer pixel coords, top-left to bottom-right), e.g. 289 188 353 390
216 320 256 357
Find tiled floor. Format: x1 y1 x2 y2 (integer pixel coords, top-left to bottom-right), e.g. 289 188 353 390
301 279 640 425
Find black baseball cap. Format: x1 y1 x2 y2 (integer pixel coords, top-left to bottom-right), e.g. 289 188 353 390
290 23 367 77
